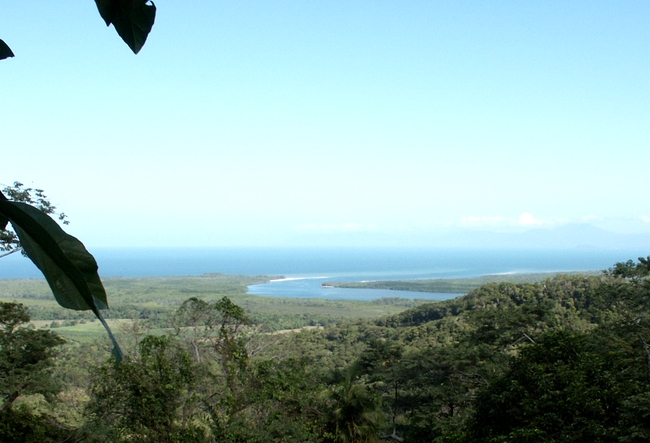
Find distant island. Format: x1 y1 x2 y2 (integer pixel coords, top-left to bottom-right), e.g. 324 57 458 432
322 271 602 294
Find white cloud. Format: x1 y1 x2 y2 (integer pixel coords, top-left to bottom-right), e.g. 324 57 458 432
518 212 544 226
641 216 650 224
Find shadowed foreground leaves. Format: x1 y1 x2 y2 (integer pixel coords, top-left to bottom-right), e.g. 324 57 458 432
0 40 14 60
95 0 156 54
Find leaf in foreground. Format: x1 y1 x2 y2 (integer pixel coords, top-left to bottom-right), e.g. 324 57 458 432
0 199 123 361
0 40 15 60
95 0 156 54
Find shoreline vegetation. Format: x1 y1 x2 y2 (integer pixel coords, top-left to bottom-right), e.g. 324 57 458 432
0 274 431 341
0 270 601 342
322 270 602 293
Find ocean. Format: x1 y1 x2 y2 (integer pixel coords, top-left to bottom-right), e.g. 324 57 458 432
1 247 646 301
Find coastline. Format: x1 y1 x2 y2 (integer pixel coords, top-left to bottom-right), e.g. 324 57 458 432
321 270 602 294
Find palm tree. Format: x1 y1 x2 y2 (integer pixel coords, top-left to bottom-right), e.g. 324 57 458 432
323 367 383 443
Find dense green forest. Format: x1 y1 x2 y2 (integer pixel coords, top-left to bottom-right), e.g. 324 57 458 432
1 257 649 442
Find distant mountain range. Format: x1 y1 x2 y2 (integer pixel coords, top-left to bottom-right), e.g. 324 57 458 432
433 224 650 249
288 223 650 249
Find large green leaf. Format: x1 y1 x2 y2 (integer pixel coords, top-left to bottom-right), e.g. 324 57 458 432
0 40 14 60
0 199 123 361
4 202 108 311
0 213 8 232
95 0 119 26
95 0 156 54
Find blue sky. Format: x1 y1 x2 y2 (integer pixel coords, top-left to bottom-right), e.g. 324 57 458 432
2 1 650 247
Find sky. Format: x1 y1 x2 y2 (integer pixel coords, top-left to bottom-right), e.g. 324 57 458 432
2 1 650 248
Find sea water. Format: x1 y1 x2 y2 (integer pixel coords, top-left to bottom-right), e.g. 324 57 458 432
1 247 646 300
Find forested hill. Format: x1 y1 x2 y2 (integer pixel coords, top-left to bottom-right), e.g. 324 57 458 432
257 268 650 442
377 274 603 328
270 274 609 371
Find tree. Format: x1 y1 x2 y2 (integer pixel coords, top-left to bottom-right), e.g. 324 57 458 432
0 183 68 255
322 366 383 443
356 339 404 441
598 258 650 384
0 302 65 410
0 302 72 443
172 296 252 388
171 296 254 438
86 335 202 443
1 0 156 59
605 256 650 280
466 330 646 443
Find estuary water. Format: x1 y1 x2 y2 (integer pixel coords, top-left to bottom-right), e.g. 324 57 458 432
1 247 646 301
